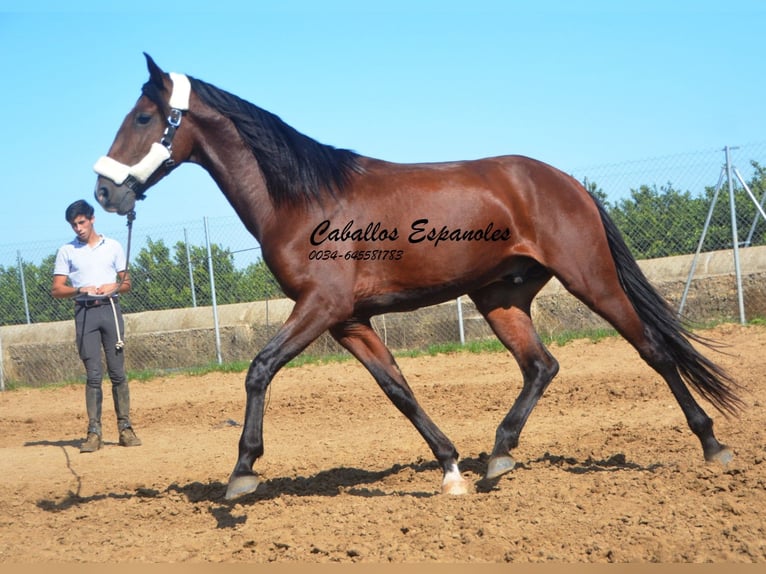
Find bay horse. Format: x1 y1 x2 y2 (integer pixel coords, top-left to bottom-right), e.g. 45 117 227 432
94 54 741 500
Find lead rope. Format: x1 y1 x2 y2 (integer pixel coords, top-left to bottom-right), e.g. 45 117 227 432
105 210 136 351
111 297 124 351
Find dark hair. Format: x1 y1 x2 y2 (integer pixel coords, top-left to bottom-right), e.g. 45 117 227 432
65 200 95 223
158 76 361 207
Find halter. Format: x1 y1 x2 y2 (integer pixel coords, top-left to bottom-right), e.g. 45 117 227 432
90 73 190 313
93 72 190 200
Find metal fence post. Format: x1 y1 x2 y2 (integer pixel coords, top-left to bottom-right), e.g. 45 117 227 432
204 217 223 364
17 251 31 325
725 146 746 324
184 228 197 308
0 331 5 391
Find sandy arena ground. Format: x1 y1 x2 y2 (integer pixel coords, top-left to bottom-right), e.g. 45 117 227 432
0 323 764 563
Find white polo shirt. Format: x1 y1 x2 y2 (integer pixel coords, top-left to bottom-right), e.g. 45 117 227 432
54 235 126 299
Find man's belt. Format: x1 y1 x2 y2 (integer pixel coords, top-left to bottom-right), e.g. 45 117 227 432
75 297 118 308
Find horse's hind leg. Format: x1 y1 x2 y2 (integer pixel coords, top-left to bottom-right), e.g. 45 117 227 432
645 340 733 464
330 319 470 495
583 291 730 463
469 279 560 481
550 248 733 464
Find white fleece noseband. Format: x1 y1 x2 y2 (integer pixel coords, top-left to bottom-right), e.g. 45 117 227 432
93 72 190 187
93 143 170 185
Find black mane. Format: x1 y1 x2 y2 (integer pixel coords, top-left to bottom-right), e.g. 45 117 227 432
142 76 362 206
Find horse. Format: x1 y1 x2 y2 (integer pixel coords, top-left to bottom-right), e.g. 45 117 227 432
93 54 741 500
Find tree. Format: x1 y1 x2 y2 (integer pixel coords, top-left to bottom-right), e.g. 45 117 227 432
582 177 610 208
0 255 71 325
0 263 28 325
685 160 766 253
122 238 189 312
608 184 709 259
22 254 71 323
120 237 282 313
238 258 283 301
180 241 242 307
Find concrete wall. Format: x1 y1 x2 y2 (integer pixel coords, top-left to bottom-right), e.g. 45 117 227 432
2 246 766 387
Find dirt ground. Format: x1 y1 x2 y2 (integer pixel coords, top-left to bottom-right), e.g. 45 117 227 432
0 323 764 564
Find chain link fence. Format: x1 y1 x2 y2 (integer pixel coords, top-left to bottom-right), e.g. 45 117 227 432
2 142 765 387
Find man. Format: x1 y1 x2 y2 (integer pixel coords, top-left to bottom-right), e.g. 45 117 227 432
51 199 141 453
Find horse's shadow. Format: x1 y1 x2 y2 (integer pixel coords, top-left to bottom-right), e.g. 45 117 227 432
200 458 451 503
35 451 660 528
35 459 448 513
35 458 449 528
531 451 663 474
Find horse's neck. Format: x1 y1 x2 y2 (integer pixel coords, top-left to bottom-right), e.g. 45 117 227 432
191 127 275 243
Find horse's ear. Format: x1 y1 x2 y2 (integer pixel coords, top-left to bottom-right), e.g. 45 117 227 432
144 52 167 89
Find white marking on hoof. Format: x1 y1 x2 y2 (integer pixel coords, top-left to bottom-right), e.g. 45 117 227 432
486 455 516 480
708 447 734 466
441 463 470 495
225 473 261 500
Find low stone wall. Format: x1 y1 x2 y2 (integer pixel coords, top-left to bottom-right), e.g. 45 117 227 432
532 247 766 337
2 246 765 387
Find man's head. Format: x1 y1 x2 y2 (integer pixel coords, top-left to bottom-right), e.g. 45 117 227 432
65 199 95 224
65 200 97 243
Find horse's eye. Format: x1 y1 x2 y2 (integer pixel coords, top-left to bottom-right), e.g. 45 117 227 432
136 113 153 126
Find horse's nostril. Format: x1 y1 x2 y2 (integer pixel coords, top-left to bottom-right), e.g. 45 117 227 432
98 187 109 201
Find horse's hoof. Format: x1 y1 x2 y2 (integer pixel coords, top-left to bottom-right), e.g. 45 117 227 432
442 477 471 495
486 455 516 480
225 473 261 500
706 446 734 466
440 462 471 495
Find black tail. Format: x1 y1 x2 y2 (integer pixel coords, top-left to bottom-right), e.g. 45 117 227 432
592 195 742 415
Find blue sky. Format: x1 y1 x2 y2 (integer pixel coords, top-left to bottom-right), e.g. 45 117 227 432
1 1 764 249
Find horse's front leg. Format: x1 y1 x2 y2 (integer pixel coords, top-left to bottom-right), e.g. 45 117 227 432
225 298 338 500
330 320 470 495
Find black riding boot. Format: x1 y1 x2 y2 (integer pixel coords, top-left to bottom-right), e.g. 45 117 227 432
85 383 103 436
112 381 132 431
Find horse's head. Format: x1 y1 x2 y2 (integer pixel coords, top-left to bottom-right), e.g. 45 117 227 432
93 53 192 215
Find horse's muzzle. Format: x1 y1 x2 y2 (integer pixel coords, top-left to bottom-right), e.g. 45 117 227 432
94 180 136 216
